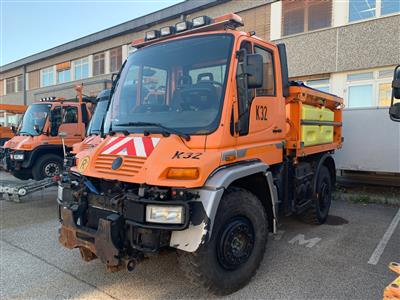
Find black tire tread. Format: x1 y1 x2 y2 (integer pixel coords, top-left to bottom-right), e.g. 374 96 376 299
177 187 268 295
300 166 331 225
32 153 63 180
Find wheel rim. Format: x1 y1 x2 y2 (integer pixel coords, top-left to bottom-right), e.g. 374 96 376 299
217 216 255 270
44 162 60 177
318 179 330 212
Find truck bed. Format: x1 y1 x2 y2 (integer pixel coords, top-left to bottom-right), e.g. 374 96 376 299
285 82 344 158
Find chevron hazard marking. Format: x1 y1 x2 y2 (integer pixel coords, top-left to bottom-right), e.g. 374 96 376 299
100 137 160 157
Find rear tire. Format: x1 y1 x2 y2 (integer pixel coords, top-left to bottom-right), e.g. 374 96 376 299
32 154 63 180
300 165 332 224
177 187 268 295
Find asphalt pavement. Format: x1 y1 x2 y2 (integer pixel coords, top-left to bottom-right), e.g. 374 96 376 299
1 171 399 299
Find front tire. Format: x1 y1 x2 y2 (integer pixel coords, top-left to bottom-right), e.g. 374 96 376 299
32 154 63 180
178 187 268 295
11 169 32 180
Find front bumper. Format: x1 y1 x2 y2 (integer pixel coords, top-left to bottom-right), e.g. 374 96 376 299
58 184 223 269
6 150 30 170
59 207 121 268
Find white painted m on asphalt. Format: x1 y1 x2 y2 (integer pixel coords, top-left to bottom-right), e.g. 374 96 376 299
289 234 321 248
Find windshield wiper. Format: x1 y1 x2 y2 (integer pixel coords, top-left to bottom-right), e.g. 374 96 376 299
113 121 190 141
18 131 34 137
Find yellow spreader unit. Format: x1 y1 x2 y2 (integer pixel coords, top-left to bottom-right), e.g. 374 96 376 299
301 104 334 147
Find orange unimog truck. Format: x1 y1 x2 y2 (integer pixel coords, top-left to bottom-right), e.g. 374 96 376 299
58 14 343 295
0 104 27 145
4 87 95 180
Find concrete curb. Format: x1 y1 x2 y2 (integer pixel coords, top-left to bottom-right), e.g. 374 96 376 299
334 191 400 207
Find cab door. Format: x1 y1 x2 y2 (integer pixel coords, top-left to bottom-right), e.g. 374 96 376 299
234 38 285 166
57 104 83 147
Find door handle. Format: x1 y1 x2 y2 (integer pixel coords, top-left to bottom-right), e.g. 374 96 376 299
74 134 81 136
272 128 282 133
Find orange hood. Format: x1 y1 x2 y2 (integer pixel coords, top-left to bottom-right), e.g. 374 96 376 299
74 133 221 188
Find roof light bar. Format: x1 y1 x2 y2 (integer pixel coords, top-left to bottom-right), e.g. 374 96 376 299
145 30 160 41
192 16 212 28
133 13 245 48
175 20 192 33
160 26 175 37
40 97 56 102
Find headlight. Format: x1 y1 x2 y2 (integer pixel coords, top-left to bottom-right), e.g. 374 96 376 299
146 205 184 224
12 153 24 160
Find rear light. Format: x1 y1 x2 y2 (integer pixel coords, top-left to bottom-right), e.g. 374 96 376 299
175 20 192 32
160 26 175 37
145 30 160 41
192 16 212 28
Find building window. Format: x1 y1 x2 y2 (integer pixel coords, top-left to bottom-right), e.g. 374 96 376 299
16 75 23 92
346 69 394 108
110 47 122 73
74 57 89 80
306 78 330 93
57 69 71 84
5 77 16 94
349 0 399 22
348 84 374 107
349 0 376 22
254 46 275 96
93 53 105 76
381 0 400 15
378 82 392 107
41 67 55 87
282 0 332 36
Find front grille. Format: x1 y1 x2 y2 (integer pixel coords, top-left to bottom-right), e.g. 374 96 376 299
95 154 146 177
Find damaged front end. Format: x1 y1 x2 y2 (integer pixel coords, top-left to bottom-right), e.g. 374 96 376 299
57 173 218 271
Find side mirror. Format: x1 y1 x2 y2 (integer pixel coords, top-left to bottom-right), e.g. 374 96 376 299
247 54 264 89
49 108 61 136
389 103 400 122
389 65 400 122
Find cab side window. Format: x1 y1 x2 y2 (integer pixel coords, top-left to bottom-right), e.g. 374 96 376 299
254 46 275 96
62 106 78 123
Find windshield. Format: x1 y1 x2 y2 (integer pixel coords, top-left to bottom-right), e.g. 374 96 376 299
86 99 109 135
19 104 51 136
106 34 233 135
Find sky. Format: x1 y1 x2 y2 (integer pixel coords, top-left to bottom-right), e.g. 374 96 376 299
0 0 183 66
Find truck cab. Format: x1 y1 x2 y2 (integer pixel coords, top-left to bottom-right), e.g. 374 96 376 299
5 98 91 180
71 89 111 154
58 14 343 295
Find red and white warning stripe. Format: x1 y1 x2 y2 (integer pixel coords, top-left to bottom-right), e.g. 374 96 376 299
100 136 160 157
